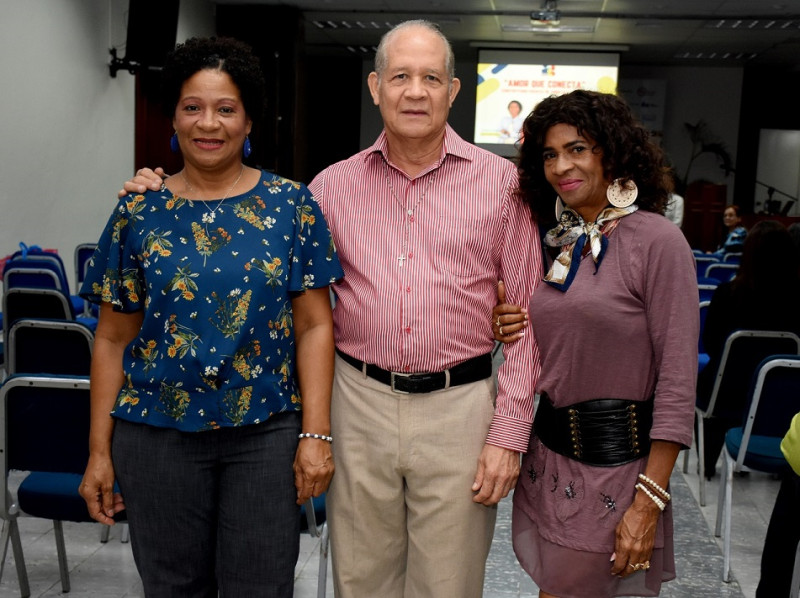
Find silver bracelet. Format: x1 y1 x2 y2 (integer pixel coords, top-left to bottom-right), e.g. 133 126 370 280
638 473 671 502
298 433 333 443
635 482 666 511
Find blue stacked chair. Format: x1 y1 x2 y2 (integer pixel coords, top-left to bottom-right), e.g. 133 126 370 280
705 262 739 283
73 243 98 317
3 244 87 320
714 355 800 582
0 375 126 596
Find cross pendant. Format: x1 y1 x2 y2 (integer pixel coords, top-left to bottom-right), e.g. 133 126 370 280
397 254 406 267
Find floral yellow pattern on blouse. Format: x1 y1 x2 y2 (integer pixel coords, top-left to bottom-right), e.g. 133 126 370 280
80 171 343 432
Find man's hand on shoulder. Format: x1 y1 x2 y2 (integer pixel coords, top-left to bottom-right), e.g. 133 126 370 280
118 167 168 198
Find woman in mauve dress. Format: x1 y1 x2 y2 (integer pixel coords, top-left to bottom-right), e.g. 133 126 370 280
492 89 698 598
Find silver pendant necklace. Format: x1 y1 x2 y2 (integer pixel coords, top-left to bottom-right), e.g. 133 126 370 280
181 165 245 221
383 160 436 268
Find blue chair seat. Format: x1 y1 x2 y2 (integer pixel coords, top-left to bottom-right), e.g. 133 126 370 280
698 352 710 372
70 296 85 316
18 473 95 522
77 315 98 332
18 473 125 523
724 429 787 473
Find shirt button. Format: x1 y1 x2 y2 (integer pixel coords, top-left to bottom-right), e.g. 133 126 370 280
406 286 411 293
405 327 411 334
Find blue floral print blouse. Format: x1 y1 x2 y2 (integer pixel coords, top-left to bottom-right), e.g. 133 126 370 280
80 170 343 432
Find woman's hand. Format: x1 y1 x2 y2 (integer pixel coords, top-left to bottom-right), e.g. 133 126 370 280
118 167 168 197
492 280 528 343
610 494 660 578
79 454 125 525
294 438 334 505
290 286 336 505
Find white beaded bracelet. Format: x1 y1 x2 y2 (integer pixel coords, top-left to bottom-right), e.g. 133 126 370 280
638 473 671 502
635 482 666 511
298 433 333 443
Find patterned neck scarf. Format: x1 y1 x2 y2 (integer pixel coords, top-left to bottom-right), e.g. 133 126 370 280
543 204 638 292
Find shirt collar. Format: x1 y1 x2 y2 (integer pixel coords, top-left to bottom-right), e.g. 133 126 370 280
363 124 473 173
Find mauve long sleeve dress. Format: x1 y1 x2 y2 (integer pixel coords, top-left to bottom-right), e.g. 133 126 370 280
513 210 699 598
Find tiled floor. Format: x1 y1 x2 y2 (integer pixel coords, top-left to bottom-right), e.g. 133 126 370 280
0 445 781 597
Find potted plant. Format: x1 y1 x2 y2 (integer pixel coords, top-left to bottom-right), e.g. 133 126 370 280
679 119 734 195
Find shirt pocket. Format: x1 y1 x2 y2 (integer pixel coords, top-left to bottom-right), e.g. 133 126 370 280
433 216 494 278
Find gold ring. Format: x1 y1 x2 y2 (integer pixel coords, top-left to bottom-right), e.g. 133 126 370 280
495 317 501 327
499 326 504 336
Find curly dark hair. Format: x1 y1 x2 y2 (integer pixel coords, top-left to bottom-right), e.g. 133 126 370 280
517 89 673 225
160 36 266 126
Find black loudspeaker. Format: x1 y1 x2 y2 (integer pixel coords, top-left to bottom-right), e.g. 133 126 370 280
124 0 179 68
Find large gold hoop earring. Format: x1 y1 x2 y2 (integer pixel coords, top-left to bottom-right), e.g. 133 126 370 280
606 179 638 208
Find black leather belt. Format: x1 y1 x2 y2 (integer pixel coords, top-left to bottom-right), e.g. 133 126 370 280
534 394 653 467
336 349 493 394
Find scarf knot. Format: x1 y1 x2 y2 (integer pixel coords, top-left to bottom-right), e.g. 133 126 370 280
543 205 637 292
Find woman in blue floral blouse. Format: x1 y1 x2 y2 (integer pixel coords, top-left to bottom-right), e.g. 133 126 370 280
78 37 343 597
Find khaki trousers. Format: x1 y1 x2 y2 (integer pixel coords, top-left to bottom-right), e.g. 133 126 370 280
328 354 498 598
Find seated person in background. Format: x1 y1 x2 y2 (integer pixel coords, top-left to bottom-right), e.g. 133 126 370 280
664 192 684 227
698 220 800 477
709 204 747 256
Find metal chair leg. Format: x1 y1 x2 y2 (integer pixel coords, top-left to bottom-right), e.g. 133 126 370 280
714 452 728 537
1 517 30 598
716 454 735 583
698 419 707 506
317 523 329 598
53 520 71 593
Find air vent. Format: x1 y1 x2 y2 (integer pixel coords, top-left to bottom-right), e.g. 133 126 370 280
704 19 800 30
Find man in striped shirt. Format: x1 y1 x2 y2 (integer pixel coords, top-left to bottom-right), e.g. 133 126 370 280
120 19 542 598
308 20 542 598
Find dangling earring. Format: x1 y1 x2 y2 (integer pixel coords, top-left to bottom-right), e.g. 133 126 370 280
606 178 638 208
243 136 252 158
170 132 179 153
554 196 567 220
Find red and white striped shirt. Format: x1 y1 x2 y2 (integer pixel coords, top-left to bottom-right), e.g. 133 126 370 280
309 125 542 451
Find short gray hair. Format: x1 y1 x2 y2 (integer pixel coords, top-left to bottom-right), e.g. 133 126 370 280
374 20 455 83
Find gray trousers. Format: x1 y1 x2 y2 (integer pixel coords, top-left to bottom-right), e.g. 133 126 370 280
112 413 301 598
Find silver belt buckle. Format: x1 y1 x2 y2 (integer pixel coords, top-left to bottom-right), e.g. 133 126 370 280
390 372 411 394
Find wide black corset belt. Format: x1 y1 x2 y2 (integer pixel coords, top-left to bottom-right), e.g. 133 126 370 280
533 394 653 467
